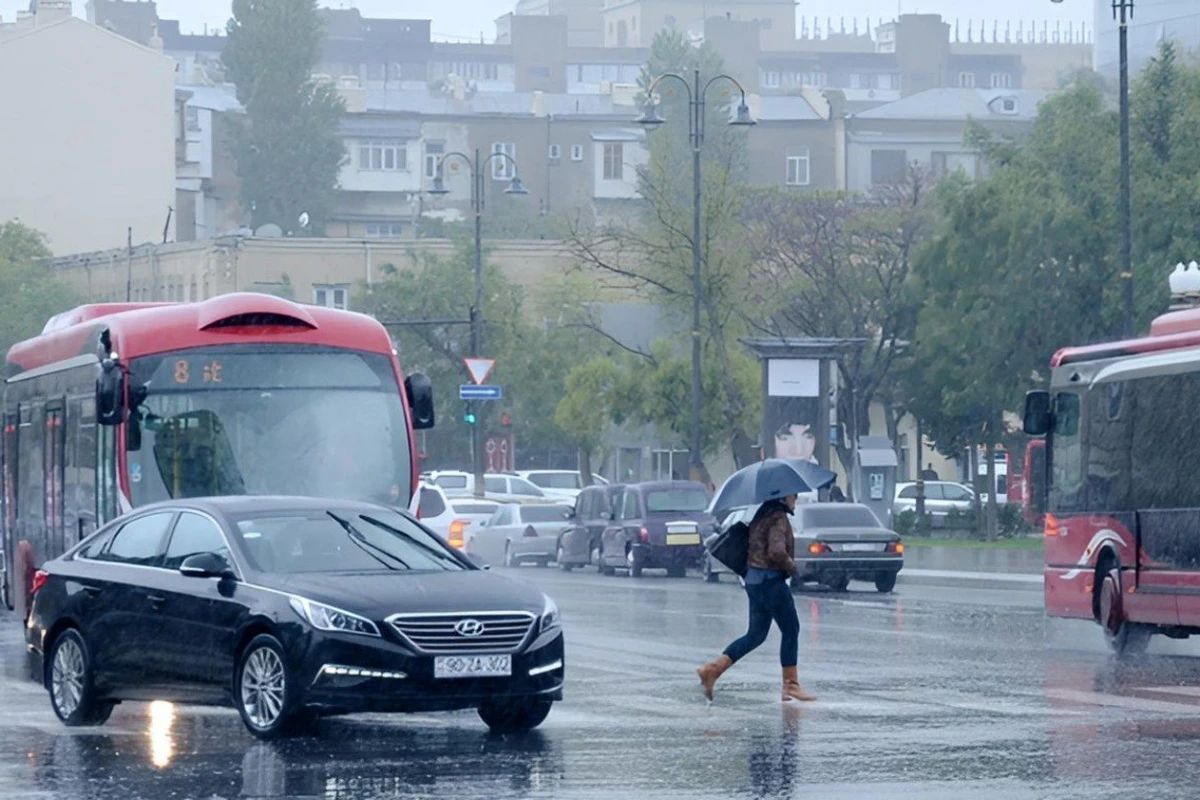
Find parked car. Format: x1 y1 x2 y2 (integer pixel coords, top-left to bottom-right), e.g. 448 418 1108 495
791 503 904 592
517 471 609 502
429 471 547 502
555 484 627 571
467 502 574 567
893 481 976 519
26 496 565 739
598 481 714 578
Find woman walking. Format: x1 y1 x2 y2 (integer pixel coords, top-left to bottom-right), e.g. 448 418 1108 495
696 493 816 703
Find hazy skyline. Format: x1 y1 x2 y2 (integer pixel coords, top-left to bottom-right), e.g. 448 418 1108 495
1 0 1093 41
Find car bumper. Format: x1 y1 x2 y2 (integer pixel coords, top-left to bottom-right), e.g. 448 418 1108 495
795 556 903 580
633 544 704 568
294 628 565 714
513 540 557 560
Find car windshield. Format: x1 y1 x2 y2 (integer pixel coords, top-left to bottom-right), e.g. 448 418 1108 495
646 489 709 513
234 509 466 574
529 473 581 490
126 347 412 508
521 505 571 522
800 506 883 529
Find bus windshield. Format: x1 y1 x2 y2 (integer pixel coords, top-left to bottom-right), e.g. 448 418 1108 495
125 346 412 508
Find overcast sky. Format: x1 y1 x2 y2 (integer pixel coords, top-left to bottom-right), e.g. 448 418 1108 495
2 0 1093 41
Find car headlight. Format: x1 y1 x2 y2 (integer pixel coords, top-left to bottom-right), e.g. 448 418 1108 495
540 594 561 633
289 596 380 637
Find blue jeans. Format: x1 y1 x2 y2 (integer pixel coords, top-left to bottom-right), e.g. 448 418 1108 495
723 573 800 668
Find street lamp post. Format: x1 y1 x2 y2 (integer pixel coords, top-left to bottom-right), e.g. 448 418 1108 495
1054 0 1134 337
637 68 755 482
429 148 529 496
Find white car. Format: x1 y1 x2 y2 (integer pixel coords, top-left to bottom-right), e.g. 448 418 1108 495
429 470 547 502
413 483 499 550
466 502 574 567
517 470 609 501
892 481 976 519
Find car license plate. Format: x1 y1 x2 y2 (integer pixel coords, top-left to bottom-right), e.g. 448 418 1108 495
667 533 701 545
841 543 880 552
434 655 511 679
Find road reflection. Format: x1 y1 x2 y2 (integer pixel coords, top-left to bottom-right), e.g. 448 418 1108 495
146 701 175 769
747 704 804 799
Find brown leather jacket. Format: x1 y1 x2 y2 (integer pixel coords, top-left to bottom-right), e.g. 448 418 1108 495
746 504 795 573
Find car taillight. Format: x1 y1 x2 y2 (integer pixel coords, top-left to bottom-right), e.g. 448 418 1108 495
808 542 830 555
886 542 905 555
30 569 49 596
448 520 467 549
639 527 650 543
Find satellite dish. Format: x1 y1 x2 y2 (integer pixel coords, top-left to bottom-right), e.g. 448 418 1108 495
255 223 283 238
298 212 310 228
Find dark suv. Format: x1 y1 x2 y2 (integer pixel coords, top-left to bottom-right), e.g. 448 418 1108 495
555 484 625 571
598 481 713 578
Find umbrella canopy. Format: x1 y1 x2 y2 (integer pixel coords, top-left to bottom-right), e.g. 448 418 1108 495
711 459 837 520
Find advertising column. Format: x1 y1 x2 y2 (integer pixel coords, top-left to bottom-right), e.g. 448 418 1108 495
762 358 827 468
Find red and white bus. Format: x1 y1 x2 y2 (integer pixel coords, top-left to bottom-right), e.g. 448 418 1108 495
1 293 434 616
1024 303 1200 654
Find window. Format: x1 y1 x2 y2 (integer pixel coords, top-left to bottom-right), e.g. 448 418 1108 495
313 284 349 310
164 512 231 571
620 490 640 519
602 143 624 180
990 72 1012 89
510 477 543 496
484 476 507 493
786 152 810 186
761 70 781 89
435 474 469 490
101 512 174 566
570 144 584 162
1050 392 1083 512
942 484 973 502
424 141 444 179
491 506 512 526
870 149 908 186
418 487 446 519
185 106 201 131
898 486 918 500
365 223 404 238
548 144 561 160
491 142 515 180
358 140 407 172
522 505 570 523
958 72 977 88
645 489 708 513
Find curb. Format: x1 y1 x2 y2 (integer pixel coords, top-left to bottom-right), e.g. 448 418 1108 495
898 568 1043 592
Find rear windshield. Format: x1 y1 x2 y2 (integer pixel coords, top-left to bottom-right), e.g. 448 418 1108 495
528 473 581 490
418 487 446 518
452 502 498 515
435 475 469 490
800 506 882 529
646 489 709 513
522 505 572 522
234 510 466 574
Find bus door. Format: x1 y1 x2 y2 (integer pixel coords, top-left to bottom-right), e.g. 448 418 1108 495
44 402 65 559
66 396 99 546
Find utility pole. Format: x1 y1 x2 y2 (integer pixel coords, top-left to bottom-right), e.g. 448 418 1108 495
1117 0 1134 338
125 226 133 302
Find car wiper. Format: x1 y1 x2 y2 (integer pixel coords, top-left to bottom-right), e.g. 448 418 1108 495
326 511 410 571
357 514 466 569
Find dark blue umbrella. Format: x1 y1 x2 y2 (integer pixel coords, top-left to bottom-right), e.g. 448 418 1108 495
711 458 837 520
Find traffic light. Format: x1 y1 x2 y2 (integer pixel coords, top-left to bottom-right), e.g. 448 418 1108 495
463 402 477 425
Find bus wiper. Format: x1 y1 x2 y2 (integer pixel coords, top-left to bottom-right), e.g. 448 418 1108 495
326 511 410 571
358 514 465 568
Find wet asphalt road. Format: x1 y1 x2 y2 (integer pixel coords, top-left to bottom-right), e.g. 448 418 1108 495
5 566 1200 799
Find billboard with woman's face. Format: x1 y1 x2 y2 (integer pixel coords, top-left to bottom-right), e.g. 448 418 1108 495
762 359 825 467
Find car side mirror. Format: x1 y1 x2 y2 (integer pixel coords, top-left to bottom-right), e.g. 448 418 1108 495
1023 390 1052 436
179 552 235 579
405 371 435 430
96 356 127 426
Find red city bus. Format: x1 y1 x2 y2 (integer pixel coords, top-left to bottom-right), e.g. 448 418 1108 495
1 293 434 616
1021 439 1046 527
1024 303 1200 655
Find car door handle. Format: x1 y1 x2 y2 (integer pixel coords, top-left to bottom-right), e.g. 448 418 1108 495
146 594 166 609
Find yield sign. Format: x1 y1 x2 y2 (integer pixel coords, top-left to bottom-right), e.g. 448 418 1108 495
463 357 495 385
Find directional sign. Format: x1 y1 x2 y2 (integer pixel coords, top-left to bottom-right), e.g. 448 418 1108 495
463 357 495 386
459 384 502 400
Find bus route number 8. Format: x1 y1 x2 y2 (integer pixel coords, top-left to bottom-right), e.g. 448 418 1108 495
174 359 190 384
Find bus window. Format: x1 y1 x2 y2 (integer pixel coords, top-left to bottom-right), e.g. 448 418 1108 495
44 406 65 558
1050 392 1083 512
150 410 246 498
97 423 117 523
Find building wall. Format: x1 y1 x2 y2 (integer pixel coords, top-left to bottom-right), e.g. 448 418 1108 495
602 0 797 50
745 121 841 191
0 18 176 255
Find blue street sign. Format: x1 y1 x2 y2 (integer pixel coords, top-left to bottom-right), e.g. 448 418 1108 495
459 384 502 400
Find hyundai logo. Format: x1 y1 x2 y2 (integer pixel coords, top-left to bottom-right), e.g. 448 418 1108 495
454 618 485 637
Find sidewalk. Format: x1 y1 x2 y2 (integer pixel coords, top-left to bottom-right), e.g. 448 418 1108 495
898 545 1043 591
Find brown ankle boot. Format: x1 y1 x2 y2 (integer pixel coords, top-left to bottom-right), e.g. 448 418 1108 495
781 666 816 702
696 655 733 702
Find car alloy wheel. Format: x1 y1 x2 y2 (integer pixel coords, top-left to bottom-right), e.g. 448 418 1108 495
51 637 85 719
242 646 286 729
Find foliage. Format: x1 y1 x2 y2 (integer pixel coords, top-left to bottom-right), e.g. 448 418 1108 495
223 0 346 235
0 222 81 357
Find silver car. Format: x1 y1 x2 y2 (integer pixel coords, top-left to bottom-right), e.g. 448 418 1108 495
467 502 574 567
892 481 975 519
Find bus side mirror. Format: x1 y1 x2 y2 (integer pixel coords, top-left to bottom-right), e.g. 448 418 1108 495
1023 390 1052 436
405 372 435 430
96 357 126 426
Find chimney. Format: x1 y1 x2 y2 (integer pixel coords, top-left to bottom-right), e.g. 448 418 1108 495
35 0 72 24
15 9 34 31
532 90 546 117
148 23 164 52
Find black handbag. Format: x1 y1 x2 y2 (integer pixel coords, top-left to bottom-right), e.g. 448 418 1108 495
707 521 750 577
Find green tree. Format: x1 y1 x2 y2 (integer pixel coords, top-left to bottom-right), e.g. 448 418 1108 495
223 0 345 235
554 357 631 481
0 221 81 357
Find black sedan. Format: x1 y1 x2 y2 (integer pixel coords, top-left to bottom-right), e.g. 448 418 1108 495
26 496 564 739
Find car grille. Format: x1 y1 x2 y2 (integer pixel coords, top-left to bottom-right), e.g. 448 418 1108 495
386 612 537 655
